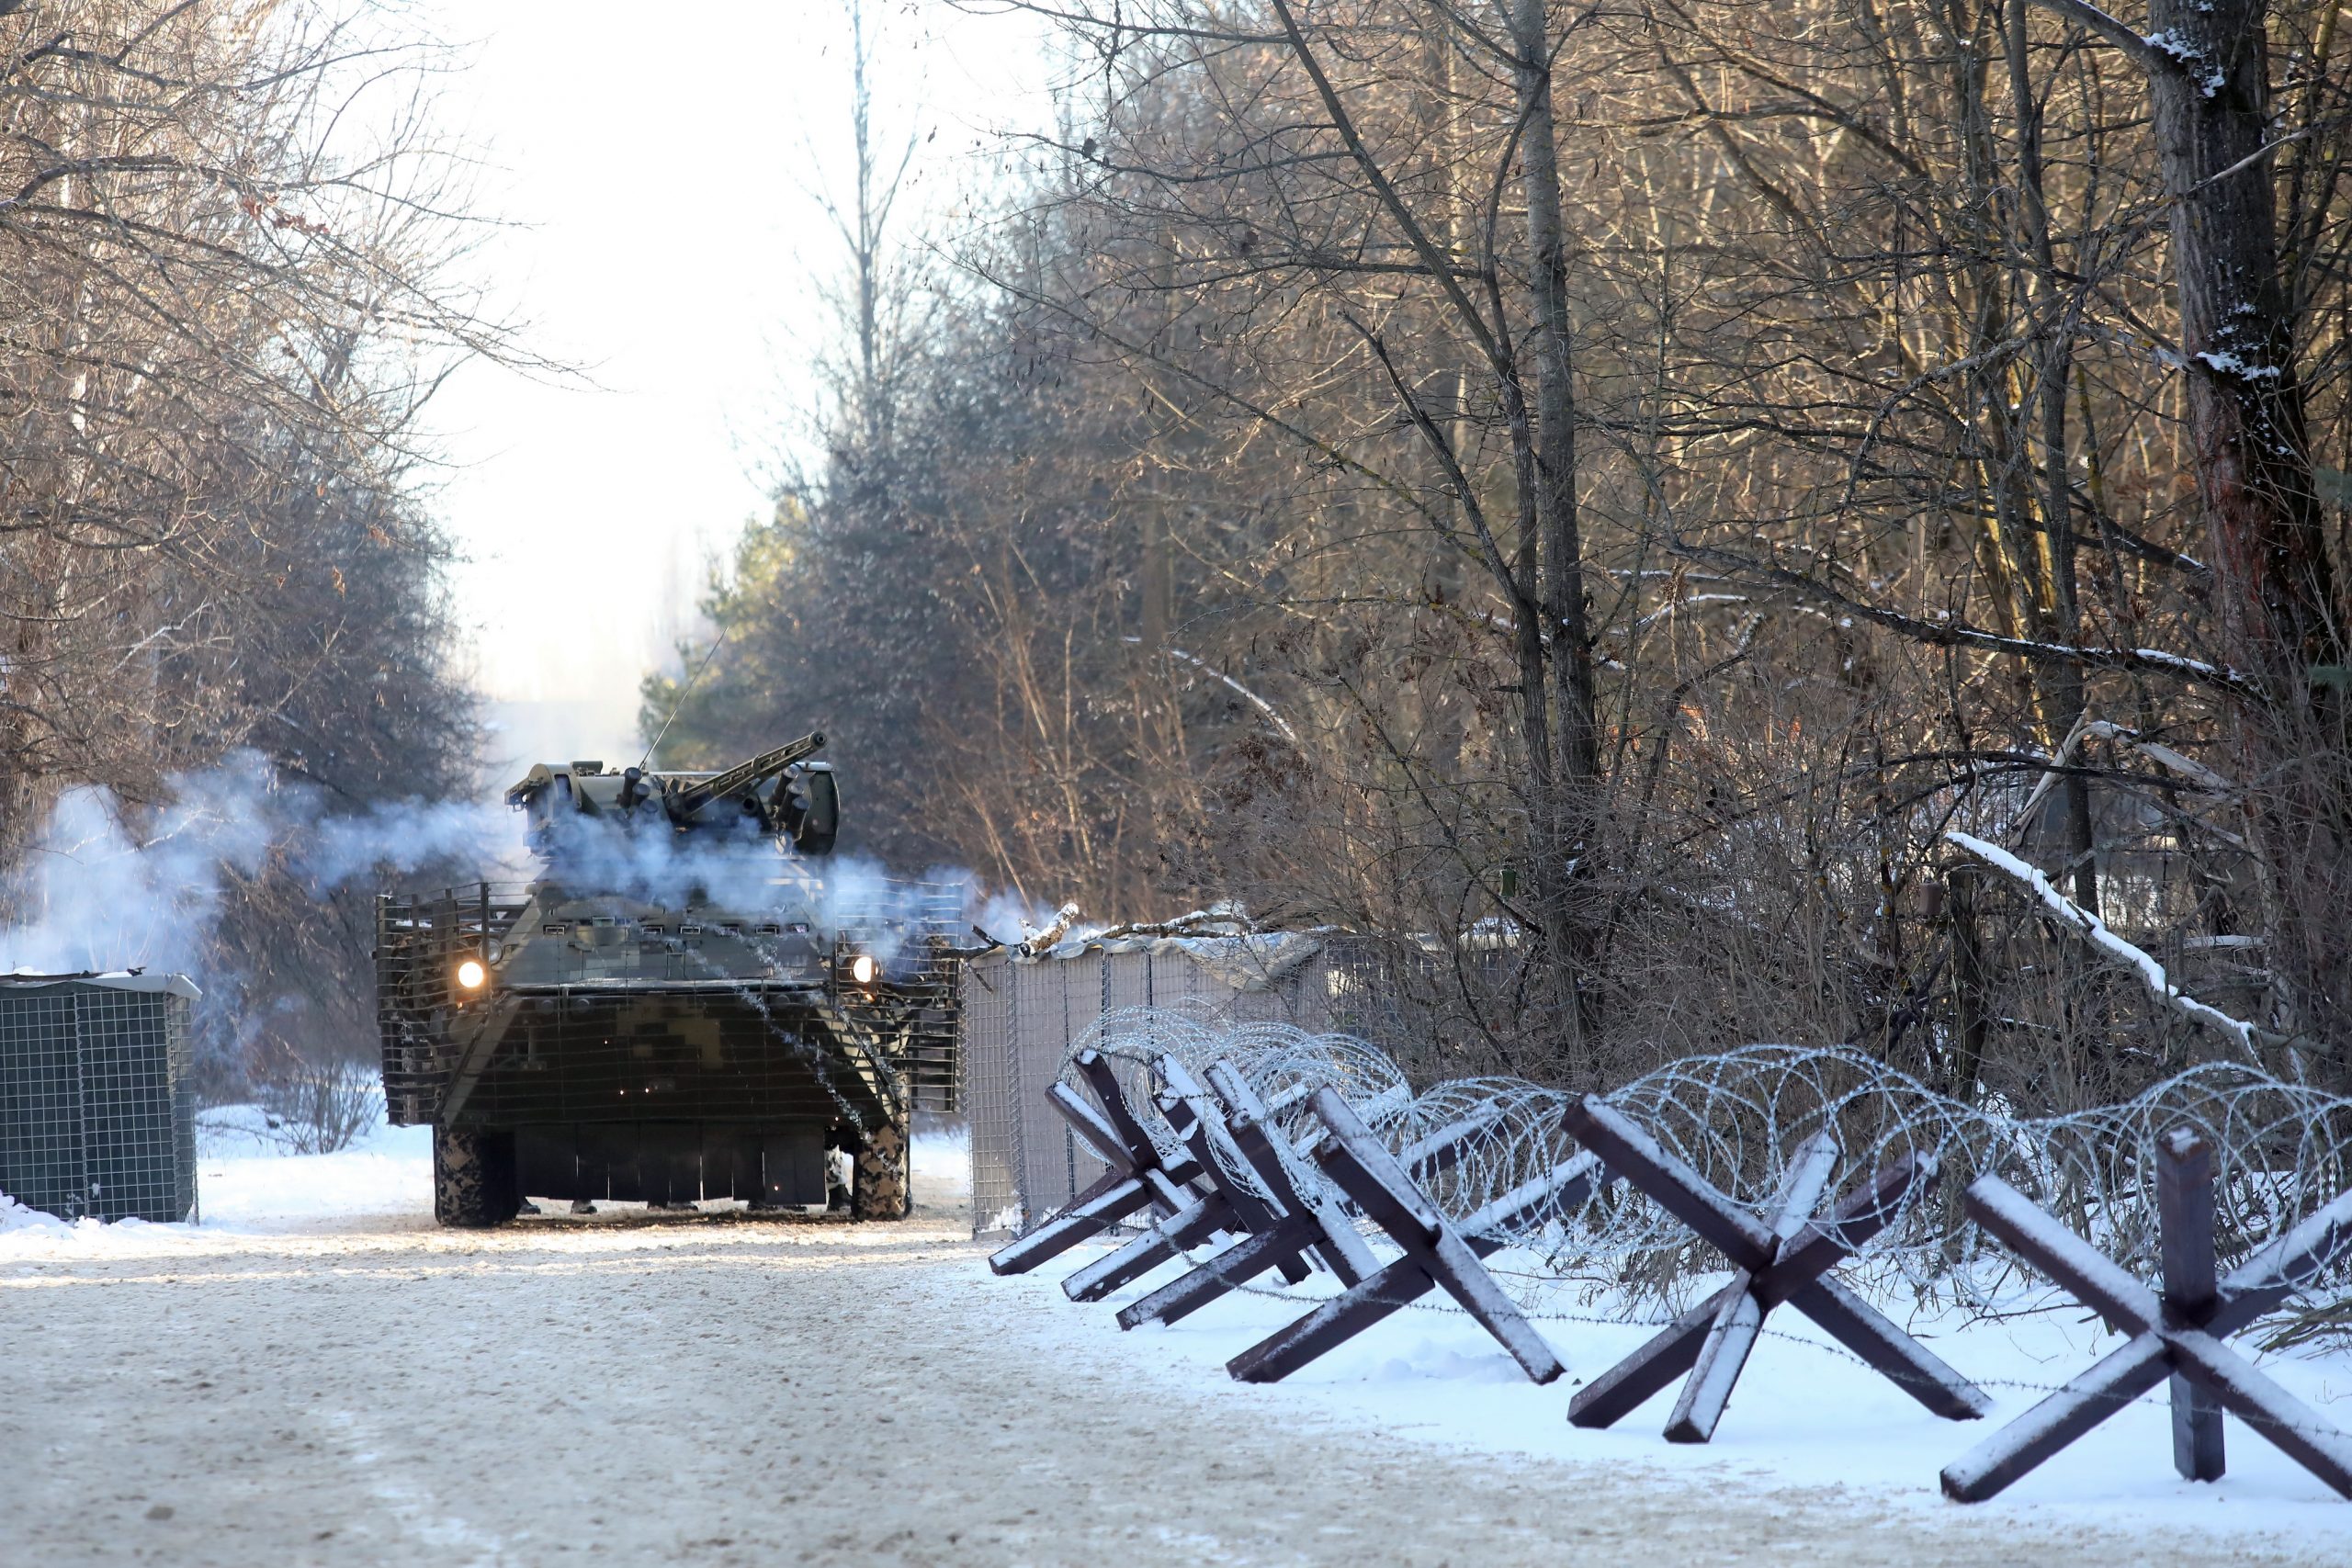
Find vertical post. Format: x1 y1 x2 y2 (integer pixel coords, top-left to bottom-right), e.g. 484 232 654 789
66 988 91 1220
1061 963 1077 1208
1006 953 1028 1234
2157 1125 2226 1482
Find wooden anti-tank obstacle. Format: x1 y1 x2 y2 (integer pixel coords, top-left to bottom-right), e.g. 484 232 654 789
1118 1077 1528 1337
1110 1081 1533 1335
986 1049 1205 1277
1114 1063 1384 1329
1942 1126 2352 1502
1059 1055 1317 1303
1561 1096 1991 1440
1226 1089 1611 1385
983 1052 2352 1504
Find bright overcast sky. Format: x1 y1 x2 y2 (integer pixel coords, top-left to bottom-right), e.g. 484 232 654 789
412 1 1057 773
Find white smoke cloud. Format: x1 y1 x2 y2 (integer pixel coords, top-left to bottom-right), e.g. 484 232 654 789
4 755 270 976
972 887 1049 948
517 823 1023 967
0 750 518 977
1 750 1058 979
300 795 531 889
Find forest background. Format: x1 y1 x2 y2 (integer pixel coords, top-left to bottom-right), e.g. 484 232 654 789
651 0 2352 1108
4 0 2348 1138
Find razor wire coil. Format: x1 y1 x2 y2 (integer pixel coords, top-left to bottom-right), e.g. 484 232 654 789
1059 1001 2352 1319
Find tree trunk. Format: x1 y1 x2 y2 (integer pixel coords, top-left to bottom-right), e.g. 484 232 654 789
2005 0 2099 915
1511 0 1600 795
2114 0 2351 1057
1510 0 1600 1063
2142 0 2340 683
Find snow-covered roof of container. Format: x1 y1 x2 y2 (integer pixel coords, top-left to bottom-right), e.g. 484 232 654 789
1001 915 1332 994
0 970 202 1000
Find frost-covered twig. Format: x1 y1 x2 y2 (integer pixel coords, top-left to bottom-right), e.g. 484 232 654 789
2001 713 2093 845
1998 714 2237 849
2077 720 2250 850
1631 592 1750 633
1945 830 2274 1054
2028 0 2159 69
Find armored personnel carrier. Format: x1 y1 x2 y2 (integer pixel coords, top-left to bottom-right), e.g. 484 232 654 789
374 732 959 1226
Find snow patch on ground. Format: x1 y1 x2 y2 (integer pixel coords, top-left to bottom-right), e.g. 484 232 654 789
0 1115 435 1258
951 1238 2352 1550
0 1190 73 1238
2 1117 974 1257
911 1123 970 1201
197 1120 435 1229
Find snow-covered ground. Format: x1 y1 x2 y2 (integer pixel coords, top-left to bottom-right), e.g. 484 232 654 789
1 1115 974 1252
4 1126 2347 1564
967 1237 2352 1552
0 1113 434 1256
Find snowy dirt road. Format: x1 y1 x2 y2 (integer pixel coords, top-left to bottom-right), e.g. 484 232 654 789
3 1142 2345 1567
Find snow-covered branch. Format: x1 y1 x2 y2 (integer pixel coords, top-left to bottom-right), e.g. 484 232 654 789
1944 830 2271 1054
2026 0 2160 71
1017 901 1083 956
1668 541 2252 696
2080 721 2238 797
1127 638 1301 746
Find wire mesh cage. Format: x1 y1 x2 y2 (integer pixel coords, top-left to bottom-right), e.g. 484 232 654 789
0 973 198 1223
960 936 1345 1236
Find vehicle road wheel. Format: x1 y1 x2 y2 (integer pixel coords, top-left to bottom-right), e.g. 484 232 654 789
852 1120 910 1221
434 1125 521 1227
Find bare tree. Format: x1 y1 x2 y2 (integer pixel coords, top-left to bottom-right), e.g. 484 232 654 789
2 1 519 1094
684 0 2352 1096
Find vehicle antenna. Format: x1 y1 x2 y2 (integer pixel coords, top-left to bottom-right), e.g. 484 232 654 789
639 626 730 773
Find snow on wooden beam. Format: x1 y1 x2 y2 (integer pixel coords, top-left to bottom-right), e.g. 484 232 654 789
1942 1126 2352 1502
1563 1096 1989 1441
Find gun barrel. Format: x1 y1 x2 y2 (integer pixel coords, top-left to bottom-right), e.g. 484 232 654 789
670 731 826 816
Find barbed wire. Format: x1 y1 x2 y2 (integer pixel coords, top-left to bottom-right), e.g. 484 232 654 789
1062 1002 2352 1321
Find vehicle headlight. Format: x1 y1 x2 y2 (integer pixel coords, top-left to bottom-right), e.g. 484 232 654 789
849 953 876 986
456 958 488 990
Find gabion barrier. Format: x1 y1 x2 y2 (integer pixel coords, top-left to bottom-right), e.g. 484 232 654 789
0 973 198 1224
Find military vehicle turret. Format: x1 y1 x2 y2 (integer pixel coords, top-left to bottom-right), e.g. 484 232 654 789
374 732 960 1225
